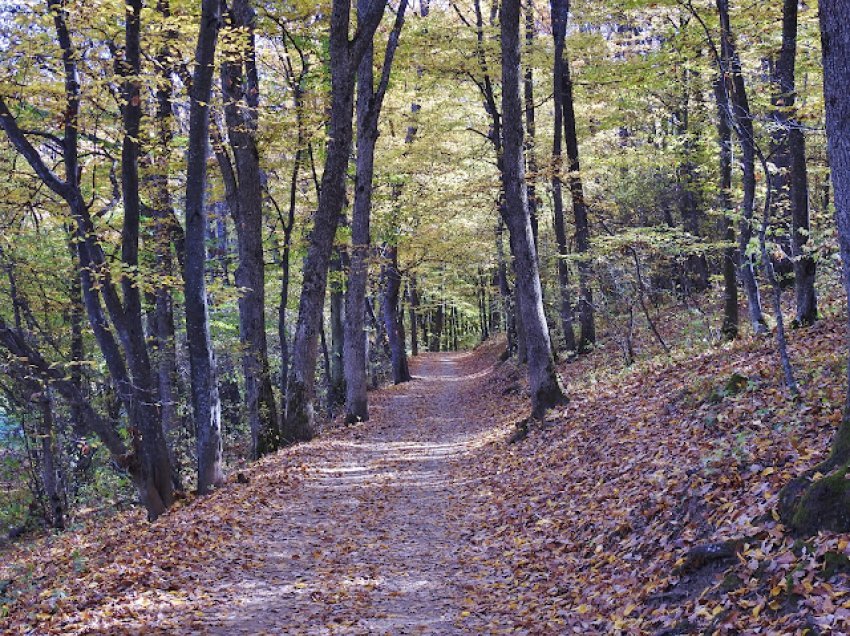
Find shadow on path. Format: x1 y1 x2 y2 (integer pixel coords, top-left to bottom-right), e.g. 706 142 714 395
200 353 499 635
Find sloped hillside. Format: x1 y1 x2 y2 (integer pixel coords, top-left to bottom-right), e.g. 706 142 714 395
455 320 849 634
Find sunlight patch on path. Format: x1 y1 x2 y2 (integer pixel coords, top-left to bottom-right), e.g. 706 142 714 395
197 352 500 635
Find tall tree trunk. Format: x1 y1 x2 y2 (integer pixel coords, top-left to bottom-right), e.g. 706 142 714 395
278 203 293 400
407 277 419 356
677 68 710 291
320 321 333 416
151 0 183 490
550 0 577 353
771 0 817 326
329 247 346 405
185 0 224 491
220 0 279 458
379 0 422 380
502 0 568 418
37 390 64 530
524 0 539 249
277 71 306 403
430 304 444 352
66 235 86 439
716 0 767 335
344 5 379 424
714 75 739 340
118 0 176 514
478 268 490 342
496 220 517 355
778 3 850 534
553 0 594 351
421 297 429 352
381 245 412 383
285 0 390 439
818 0 850 469
342 0 407 423
452 305 460 351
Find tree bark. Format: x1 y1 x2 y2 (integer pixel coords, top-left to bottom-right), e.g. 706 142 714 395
381 245 412 384
716 0 767 335
550 0 578 353
329 247 346 405
342 0 407 423
552 0 594 351
285 0 389 439
37 390 64 530
778 3 850 534
343 27 375 420
501 0 568 418
771 0 817 326
714 75 739 340
185 0 224 492
219 0 279 458
407 277 419 356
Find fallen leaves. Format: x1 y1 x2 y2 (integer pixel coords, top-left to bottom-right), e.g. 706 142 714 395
2 320 850 634
452 319 850 634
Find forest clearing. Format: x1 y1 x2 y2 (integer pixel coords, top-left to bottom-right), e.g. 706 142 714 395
3 0 850 633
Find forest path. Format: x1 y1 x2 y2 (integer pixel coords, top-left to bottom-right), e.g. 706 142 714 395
201 351 500 635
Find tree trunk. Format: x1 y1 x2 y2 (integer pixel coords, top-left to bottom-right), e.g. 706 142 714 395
717 0 767 335
779 2 850 534
550 0 578 354
279 200 295 402
37 390 64 530
496 220 516 355
343 4 378 424
343 0 408 423
714 75 739 340
320 321 333 416
381 245 412 384
514 285 528 364
407 277 419 356
286 0 389 439
430 304 444 352
502 0 568 418
329 247 347 406
452 305 460 351
524 0 540 249
478 267 490 342
118 0 176 514
772 0 817 326
219 0 279 458
552 0 594 351
150 0 183 491
185 0 224 492
66 235 86 441
677 68 710 292
421 299 430 352
278 146 302 403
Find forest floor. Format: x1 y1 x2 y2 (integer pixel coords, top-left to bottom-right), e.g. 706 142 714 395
4 312 850 634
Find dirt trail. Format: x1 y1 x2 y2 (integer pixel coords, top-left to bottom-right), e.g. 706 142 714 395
201 352 501 635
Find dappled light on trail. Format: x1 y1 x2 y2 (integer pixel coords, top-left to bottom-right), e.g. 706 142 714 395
195 347 509 635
